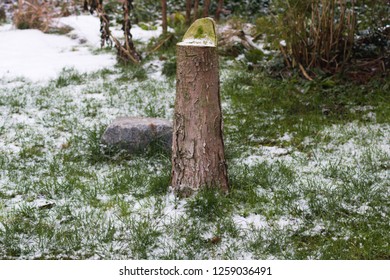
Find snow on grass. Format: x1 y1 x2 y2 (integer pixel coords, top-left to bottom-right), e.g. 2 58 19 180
0 17 389 259
144 59 165 81
1 71 389 259
131 24 167 43
0 15 167 82
57 15 167 45
0 64 388 259
0 24 115 82
56 15 105 47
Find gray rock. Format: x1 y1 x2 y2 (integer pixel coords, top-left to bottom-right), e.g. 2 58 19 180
101 117 172 154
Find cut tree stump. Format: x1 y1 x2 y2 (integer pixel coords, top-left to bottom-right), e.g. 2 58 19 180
171 18 229 196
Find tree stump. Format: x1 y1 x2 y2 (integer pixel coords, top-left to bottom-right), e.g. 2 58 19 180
171 18 229 196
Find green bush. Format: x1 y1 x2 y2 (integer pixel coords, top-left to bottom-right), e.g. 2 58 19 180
225 0 270 19
162 58 176 78
0 7 6 23
257 0 356 73
245 49 265 64
355 0 389 30
257 0 390 75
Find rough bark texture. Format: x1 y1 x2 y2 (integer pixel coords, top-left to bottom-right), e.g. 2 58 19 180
172 33 229 196
193 0 199 21
185 0 192 26
161 0 167 34
203 0 211 17
215 0 224 21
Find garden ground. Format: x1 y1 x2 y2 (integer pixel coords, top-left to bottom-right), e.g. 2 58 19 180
0 15 389 260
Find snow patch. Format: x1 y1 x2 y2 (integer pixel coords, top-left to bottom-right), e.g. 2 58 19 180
56 15 102 47
233 214 268 230
0 18 115 81
177 37 216 47
241 146 292 166
144 59 165 81
131 24 167 43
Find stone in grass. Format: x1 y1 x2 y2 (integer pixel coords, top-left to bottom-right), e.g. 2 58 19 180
101 117 172 155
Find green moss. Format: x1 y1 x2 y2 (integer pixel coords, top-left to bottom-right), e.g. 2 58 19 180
194 26 204 39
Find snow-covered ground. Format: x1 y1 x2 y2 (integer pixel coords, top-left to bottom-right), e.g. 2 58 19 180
0 15 166 82
0 14 389 260
0 17 111 81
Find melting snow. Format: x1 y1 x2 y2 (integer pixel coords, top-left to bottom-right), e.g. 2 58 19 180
233 214 268 230
56 15 105 47
0 15 167 82
0 25 115 81
0 13 389 260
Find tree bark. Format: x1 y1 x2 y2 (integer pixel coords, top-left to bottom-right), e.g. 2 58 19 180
161 0 167 34
215 0 224 21
172 18 228 196
121 0 140 64
185 0 192 26
193 0 199 21
203 0 211 17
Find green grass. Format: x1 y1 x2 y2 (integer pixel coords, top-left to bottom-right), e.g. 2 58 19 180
115 63 148 82
222 68 390 155
54 68 86 88
0 59 389 260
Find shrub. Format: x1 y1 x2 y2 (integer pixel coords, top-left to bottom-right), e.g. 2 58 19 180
13 0 54 32
245 49 265 64
258 0 356 74
225 0 270 18
355 0 389 31
0 6 6 23
162 58 176 77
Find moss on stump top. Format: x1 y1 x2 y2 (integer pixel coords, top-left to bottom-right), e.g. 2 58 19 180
177 17 217 47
